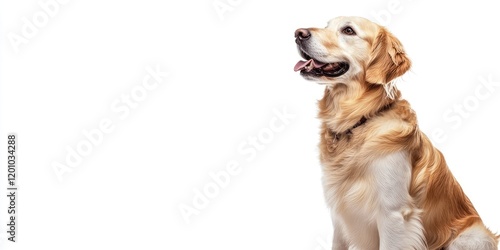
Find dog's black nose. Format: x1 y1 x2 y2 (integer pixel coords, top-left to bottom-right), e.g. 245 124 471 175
295 28 311 42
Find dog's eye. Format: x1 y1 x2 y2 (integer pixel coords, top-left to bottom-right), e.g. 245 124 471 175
342 27 356 36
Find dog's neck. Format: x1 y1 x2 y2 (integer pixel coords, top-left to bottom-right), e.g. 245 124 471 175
318 81 399 134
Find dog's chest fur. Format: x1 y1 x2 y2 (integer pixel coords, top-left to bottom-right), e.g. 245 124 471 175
318 118 420 248
320 128 372 209
320 125 393 214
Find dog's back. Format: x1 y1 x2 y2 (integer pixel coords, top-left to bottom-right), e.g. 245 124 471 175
412 131 498 249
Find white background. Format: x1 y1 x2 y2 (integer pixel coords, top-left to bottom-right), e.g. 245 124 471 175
1 0 499 249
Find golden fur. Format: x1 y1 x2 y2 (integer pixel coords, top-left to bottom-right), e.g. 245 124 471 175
296 16 498 249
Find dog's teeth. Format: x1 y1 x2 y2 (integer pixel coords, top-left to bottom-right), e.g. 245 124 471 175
306 63 313 72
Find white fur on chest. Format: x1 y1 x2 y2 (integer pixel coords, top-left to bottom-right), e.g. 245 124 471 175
323 151 426 249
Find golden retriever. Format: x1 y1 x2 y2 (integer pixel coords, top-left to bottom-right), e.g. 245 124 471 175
294 16 499 250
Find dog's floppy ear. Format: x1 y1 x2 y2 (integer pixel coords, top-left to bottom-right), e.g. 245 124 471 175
365 28 411 84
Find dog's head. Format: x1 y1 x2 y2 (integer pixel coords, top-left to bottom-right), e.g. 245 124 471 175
294 16 411 85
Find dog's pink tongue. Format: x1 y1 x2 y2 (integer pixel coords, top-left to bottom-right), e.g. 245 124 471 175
294 59 326 72
294 60 310 71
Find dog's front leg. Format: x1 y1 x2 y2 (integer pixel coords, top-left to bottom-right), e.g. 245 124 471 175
377 209 426 250
332 221 349 250
373 152 426 250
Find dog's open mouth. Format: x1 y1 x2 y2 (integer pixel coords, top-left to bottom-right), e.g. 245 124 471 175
294 53 349 77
